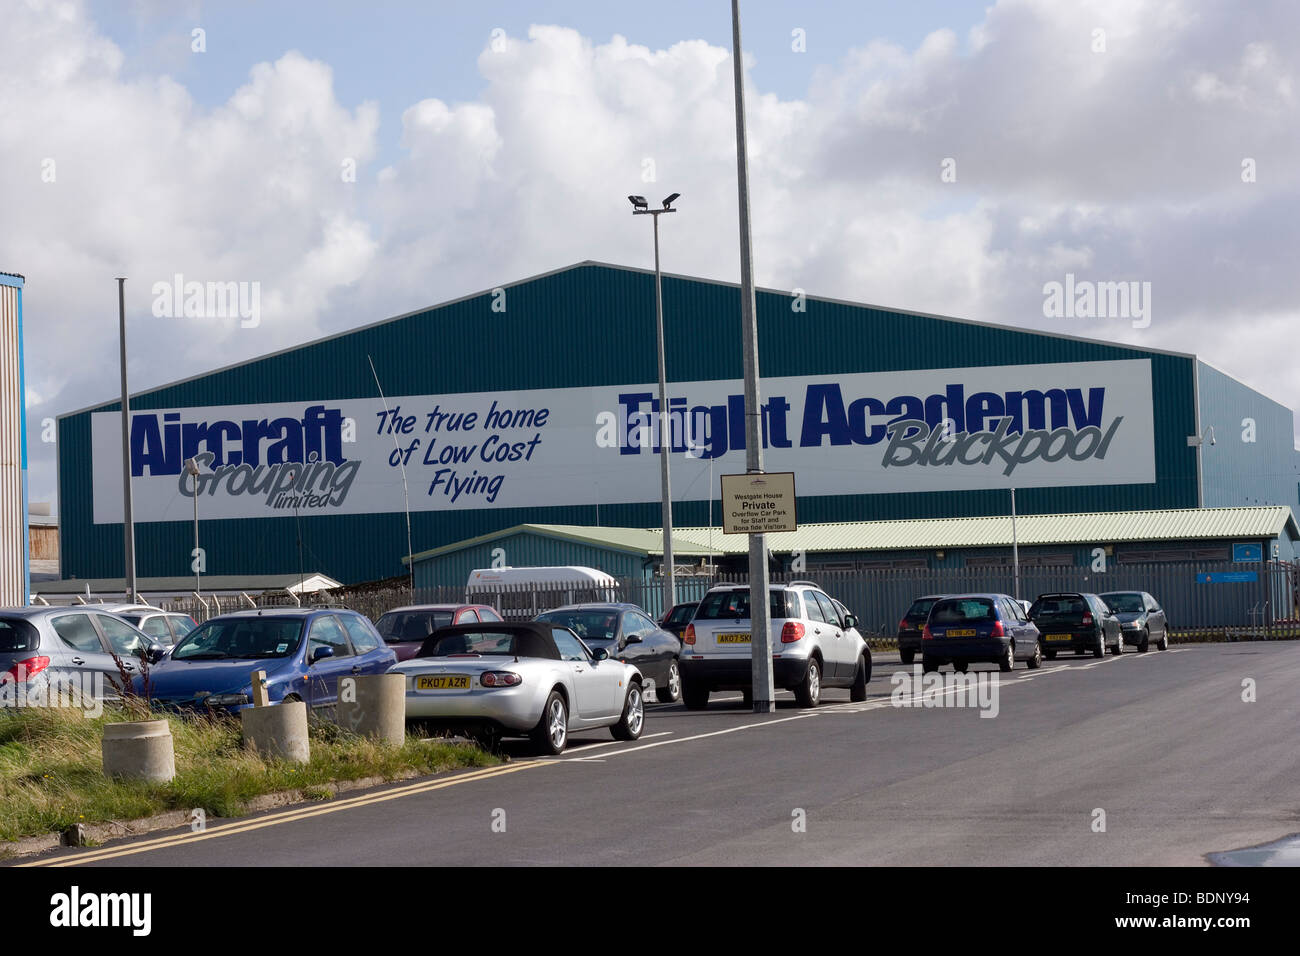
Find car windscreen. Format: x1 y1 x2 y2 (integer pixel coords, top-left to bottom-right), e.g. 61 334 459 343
1029 596 1086 617
695 590 794 621
1101 593 1144 613
376 610 453 643
930 599 996 624
667 604 697 625
905 598 939 621
535 609 620 643
420 630 521 657
0 618 39 653
171 618 304 660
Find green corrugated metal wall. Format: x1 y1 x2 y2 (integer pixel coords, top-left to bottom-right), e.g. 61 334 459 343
59 262 1201 585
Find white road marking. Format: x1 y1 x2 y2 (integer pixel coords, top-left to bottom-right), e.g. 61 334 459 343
591 712 819 759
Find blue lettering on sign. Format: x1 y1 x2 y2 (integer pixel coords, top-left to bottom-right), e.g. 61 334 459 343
615 381 1116 467
131 405 347 476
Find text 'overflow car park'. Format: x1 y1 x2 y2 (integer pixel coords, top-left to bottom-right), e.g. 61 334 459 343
1027 592 1120 659
921 594 1042 672
143 608 395 714
1098 591 1170 652
534 603 682 703
680 582 871 708
390 621 645 755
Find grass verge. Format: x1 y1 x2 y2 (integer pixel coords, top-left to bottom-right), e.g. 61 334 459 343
0 705 496 844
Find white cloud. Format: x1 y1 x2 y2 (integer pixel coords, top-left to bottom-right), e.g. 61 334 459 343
3 0 1299 513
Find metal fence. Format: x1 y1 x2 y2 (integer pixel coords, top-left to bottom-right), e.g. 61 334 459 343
153 559 1300 642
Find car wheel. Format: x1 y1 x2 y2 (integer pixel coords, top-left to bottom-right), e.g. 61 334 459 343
1027 642 1042 669
794 657 821 707
900 649 915 666
530 691 568 755
1138 629 1150 653
922 657 939 674
998 642 1014 673
611 682 645 741
655 661 682 703
1092 633 1105 659
952 660 969 674
682 678 710 710
1158 633 1169 651
1111 633 1124 656
850 654 869 702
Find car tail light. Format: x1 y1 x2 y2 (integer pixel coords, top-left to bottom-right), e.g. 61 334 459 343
991 621 1005 637
1082 612 1094 626
922 625 933 640
480 671 522 688
899 618 908 632
781 622 805 643
684 624 695 645
2 656 51 683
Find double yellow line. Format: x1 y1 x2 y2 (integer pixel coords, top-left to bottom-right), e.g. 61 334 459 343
21 761 545 867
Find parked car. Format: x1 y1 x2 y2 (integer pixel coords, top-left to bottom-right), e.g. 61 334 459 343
391 621 645 755
101 604 197 648
535 603 682 703
1027 592 1120 659
897 594 947 665
143 608 395 714
921 593 1042 673
659 601 699 640
374 604 503 661
1098 591 1169 652
1 606 159 703
680 581 870 709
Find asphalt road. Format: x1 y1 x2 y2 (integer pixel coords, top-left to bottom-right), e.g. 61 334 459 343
20 641 1300 866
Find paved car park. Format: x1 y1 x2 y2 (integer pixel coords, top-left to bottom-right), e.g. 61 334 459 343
17 640 1300 868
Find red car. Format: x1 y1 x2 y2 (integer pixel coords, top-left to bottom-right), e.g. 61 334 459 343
374 604 504 661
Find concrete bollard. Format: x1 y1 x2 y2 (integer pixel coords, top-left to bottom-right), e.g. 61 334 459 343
102 719 176 783
336 674 406 746
241 700 310 763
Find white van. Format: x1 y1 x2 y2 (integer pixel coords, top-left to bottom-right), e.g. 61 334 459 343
465 566 620 619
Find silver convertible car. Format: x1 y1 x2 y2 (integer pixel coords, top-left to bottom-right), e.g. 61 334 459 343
391 621 646 755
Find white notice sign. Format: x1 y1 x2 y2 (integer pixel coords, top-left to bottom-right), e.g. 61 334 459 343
721 472 798 534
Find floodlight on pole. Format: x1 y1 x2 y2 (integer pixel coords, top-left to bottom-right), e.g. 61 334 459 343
184 457 201 602
629 192 681 615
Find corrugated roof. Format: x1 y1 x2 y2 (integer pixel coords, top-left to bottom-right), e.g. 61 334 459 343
411 507 1296 563
664 506 1299 553
33 572 342 595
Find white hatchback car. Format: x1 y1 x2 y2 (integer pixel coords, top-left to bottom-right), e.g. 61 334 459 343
679 582 871 709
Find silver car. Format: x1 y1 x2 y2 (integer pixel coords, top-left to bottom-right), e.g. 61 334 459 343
0 606 163 706
101 604 198 649
391 621 645 755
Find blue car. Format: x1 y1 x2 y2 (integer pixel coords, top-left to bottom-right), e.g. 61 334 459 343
920 593 1042 673
139 608 396 714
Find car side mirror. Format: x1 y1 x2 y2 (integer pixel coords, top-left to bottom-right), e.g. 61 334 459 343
592 647 609 662
624 635 642 645
143 642 166 664
843 614 858 629
310 646 334 665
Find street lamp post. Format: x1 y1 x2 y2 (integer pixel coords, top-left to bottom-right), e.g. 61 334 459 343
629 192 681 615
185 457 201 599
116 277 138 603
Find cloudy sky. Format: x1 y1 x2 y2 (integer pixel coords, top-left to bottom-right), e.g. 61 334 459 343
4 0 1298 512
